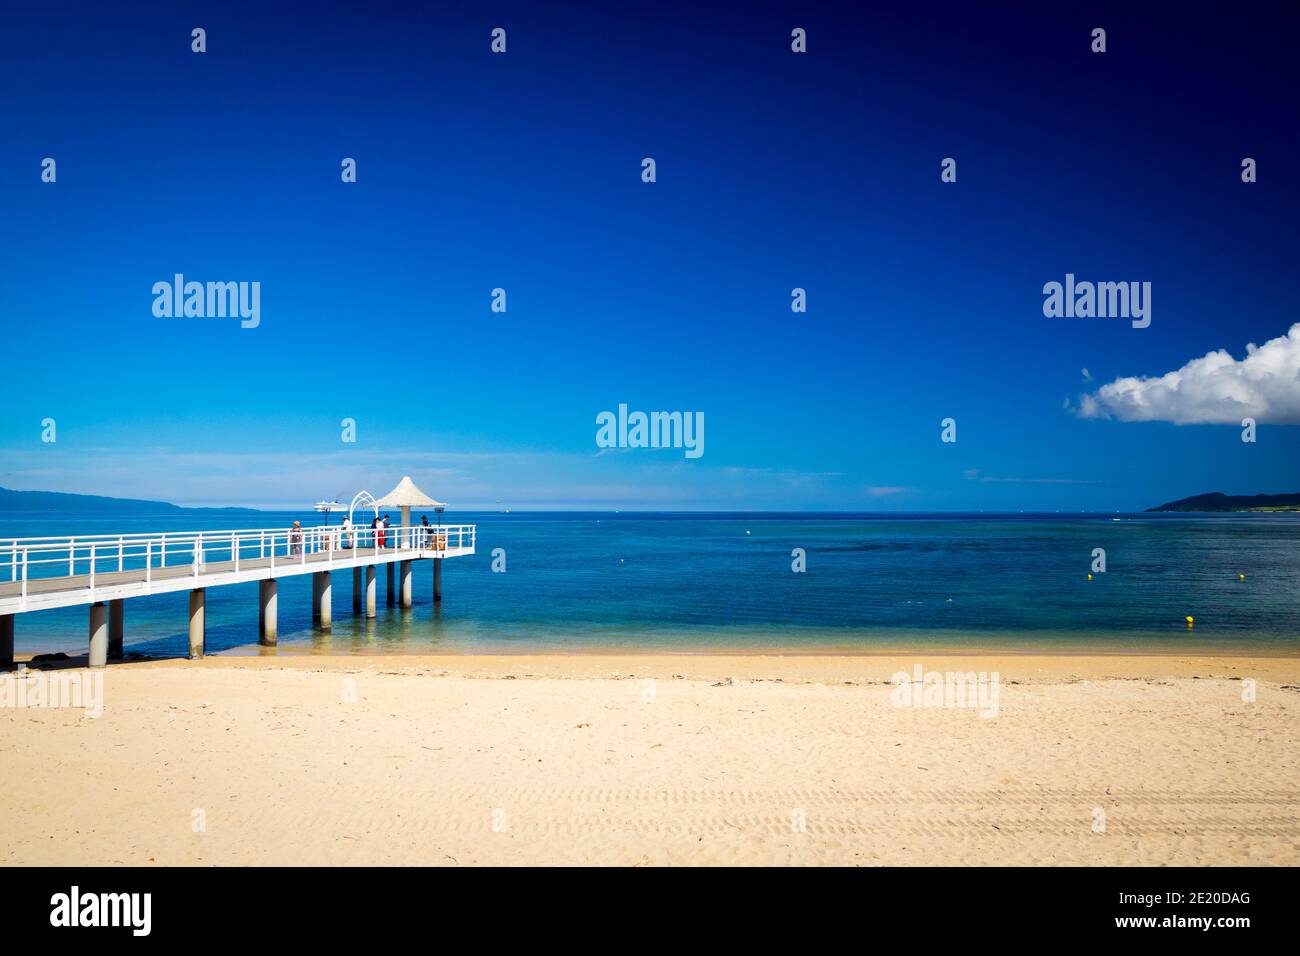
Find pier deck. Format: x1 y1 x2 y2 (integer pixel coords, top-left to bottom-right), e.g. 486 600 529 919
0 538 472 615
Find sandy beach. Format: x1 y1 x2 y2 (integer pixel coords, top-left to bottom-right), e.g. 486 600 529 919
2 651 1297 866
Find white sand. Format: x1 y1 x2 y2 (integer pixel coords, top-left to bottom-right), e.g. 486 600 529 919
1 652 1297 866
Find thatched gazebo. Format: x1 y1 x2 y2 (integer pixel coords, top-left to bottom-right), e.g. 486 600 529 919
373 476 446 549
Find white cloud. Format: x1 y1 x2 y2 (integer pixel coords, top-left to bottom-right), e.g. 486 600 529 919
865 486 910 496
1078 323 1300 424
963 468 1093 485
0 445 850 511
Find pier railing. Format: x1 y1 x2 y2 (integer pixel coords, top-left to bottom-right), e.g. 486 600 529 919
2 523 476 598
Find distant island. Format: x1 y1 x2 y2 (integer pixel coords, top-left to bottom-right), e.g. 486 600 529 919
0 486 260 514
1146 491 1300 513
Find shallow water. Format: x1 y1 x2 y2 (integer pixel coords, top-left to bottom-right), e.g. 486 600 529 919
4 511 1298 657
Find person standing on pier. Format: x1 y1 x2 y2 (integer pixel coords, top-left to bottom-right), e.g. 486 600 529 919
290 520 303 556
341 515 352 550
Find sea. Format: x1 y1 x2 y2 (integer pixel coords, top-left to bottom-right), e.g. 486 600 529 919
3 511 1298 657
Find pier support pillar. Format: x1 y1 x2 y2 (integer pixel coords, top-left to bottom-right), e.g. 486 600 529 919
259 579 278 645
0 615 13 667
352 567 362 614
314 571 332 630
399 560 413 608
108 599 124 659
433 557 443 603
88 602 108 668
365 565 377 619
188 588 205 660
386 563 395 605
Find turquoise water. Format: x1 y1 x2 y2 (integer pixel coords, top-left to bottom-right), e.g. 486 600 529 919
3 511 1299 657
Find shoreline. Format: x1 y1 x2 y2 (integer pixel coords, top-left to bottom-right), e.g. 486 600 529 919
11 647 1300 685
13 641 1300 669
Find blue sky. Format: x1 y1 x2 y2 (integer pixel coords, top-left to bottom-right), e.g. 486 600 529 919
2 2 1297 510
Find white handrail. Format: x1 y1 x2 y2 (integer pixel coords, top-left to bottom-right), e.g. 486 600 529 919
0 523 476 596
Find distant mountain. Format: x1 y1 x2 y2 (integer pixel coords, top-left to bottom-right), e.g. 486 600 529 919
1146 491 1300 512
0 487 260 514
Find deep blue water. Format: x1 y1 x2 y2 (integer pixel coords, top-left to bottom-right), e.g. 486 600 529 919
3 511 1299 656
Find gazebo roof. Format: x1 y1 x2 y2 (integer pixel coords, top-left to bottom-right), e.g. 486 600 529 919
373 476 446 509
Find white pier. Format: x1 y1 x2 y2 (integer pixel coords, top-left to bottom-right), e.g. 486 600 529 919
0 521 475 666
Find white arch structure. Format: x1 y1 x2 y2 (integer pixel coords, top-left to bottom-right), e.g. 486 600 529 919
348 491 379 527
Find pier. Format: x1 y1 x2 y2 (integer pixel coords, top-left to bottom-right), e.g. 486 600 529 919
0 479 474 666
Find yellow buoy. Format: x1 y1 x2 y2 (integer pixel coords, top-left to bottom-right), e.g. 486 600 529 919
1087 573 1093 580
1239 574 1245 581
1185 615 1195 628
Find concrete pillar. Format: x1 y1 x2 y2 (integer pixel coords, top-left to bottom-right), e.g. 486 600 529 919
386 563 395 605
259 579 278 645
352 566 362 614
88 602 108 668
365 565 377 619
399 560 413 608
108 599 124 659
315 571 332 630
188 588 205 660
0 615 13 667
311 572 322 621
433 557 443 603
